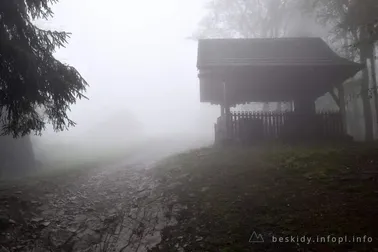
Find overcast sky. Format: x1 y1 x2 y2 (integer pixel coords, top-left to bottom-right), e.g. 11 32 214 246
35 0 218 139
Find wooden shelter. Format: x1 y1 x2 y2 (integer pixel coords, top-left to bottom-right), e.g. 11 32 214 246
196 37 364 144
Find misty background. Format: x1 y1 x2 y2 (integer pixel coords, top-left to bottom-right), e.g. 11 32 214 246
31 0 218 166
7 0 373 173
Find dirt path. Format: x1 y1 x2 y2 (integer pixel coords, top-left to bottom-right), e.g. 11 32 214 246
0 144 190 252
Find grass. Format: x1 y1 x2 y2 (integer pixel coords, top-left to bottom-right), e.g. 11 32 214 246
151 143 378 252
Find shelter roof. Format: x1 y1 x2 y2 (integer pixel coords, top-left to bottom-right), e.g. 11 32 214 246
197 37 361 68
196 37 364 105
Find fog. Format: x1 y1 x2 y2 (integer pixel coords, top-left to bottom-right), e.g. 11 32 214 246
31 0 219 165
29 0 334 168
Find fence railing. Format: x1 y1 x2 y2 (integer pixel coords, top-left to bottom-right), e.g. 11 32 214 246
215 111 344 144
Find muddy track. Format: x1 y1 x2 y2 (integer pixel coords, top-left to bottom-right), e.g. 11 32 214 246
0 145 190 252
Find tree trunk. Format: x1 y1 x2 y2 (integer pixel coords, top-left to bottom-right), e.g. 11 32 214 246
370 46 378 137
360 55 374 141
0 135 35 178
359 27 374 141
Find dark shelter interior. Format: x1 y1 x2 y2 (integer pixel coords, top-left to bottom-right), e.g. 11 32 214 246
197 37 364 144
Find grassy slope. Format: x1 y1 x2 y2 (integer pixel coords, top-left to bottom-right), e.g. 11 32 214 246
151 143 378 252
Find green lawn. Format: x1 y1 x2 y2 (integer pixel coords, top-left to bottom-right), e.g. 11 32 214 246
151 143 378 251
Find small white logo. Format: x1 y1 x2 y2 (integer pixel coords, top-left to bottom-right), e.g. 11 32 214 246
249 231 264 243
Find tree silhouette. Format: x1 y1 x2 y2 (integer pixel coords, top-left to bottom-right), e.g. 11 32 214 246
0 0 88 137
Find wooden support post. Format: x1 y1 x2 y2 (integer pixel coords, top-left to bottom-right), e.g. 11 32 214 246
293 97 317 141
223 80 231 142
293 98 316 114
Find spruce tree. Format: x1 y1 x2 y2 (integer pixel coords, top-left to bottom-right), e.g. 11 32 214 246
0 0 88 137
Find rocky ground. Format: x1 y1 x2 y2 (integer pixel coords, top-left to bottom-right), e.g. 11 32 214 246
0 143 194 252
3 141 378 252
